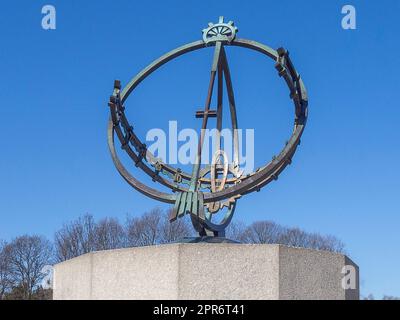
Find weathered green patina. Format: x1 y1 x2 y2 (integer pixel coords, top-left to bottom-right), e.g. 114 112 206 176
107 17 308 238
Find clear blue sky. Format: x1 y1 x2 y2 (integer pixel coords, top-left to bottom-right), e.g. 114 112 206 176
0 0 399 298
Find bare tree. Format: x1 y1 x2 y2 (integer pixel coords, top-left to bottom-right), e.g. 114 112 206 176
0 240 13 299
6 235 53 300
363 294 400 300
278 227 309 248
53 210 345 261
54 214 127 262
54 214 96 262
306 233 345 253
383 295 400 300
228 220 345 253
94 217 126 250
225 220 249 243
126 208 192 246
159 210 192 244
126 208 163 246
246 220 284 244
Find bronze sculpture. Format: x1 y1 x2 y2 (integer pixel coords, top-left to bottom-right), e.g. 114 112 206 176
107 17 308 239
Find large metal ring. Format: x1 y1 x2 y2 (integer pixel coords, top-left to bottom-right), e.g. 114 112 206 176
108 38 308 205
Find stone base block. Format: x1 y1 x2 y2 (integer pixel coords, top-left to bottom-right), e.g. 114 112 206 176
53 243 359 300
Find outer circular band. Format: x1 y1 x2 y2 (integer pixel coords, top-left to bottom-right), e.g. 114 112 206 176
108 38 308 204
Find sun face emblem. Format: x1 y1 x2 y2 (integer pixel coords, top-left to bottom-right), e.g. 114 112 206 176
202 16 238 44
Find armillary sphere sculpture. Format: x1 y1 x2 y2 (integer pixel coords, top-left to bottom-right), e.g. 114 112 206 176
107 17 308 239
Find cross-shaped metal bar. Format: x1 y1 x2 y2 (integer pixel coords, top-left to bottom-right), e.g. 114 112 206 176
195 109 218 118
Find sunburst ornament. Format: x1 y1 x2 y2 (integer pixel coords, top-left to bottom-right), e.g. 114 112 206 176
202 16 238 44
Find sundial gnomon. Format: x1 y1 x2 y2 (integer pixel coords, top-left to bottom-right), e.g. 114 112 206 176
107 17 308 239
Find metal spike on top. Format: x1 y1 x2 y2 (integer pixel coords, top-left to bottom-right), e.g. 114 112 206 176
202 16 238 44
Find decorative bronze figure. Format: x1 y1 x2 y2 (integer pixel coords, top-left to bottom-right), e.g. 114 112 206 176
107 17 308 239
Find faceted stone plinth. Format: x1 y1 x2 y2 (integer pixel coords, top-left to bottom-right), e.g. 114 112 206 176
53 243 359 300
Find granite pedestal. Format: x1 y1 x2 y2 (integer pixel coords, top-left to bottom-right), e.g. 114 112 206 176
53 243 359 300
